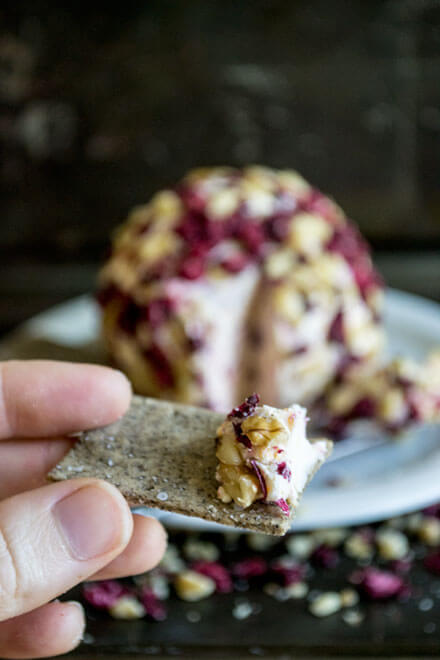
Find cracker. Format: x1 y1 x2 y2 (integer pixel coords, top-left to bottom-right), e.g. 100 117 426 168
49 395 332 535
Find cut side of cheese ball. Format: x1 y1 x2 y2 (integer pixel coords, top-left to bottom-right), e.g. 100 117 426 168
216 393 331 517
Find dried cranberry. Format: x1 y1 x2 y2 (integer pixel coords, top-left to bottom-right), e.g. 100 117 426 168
177 184 206 211
266 215 290 241
179 255 205 280
205 220 227 245
251 460 268 499
192 561 233 593
350 568 405 600
275 498 290 515
327 225 366 261
424 552 440 576
144 298 173 328
303 190 338 223
232 421 243 436
328 310 344 343
139 587 167 621
349 397 376 420
311 544 339 569
271 558 306 586
237 222 266 254
176 215 203 244
82 580 129 609
326 225 381 297
222 253 250 273
237 434 252 449
277 462 292 481
227 393 260 420
144 344 174 388
139 256 175 284
232 557 268 579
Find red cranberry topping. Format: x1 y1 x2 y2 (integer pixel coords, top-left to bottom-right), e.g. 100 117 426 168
227 393 260 420
232 421 252 449
237 222 266 255
275 498 290 515
271 558 306 586
327 224 367 260
192 561 233 593
139 256 177 284
424 552 440 576
139 587 167 621
232 557 268 579
144 344 175 388
221 253 250 273
326 225 381 297
350 568 406 600
266 215 290 241
277 462 292 481
144 298 173 328
177 184 206 212
250 460 268 500
179 255 205 280
237 434 252 449
303 190 338 223
328 310 344 344
348 397 377 420
82 580 129 609
311 544 339 569
232 421 243 436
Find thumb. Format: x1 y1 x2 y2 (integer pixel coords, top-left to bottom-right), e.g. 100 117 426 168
0 479 133 621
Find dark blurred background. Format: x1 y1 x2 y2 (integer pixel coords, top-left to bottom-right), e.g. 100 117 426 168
1 0 440 335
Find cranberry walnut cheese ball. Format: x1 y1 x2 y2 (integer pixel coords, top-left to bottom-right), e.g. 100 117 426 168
215 393 331 517
49 394 331 536
97 166 440 435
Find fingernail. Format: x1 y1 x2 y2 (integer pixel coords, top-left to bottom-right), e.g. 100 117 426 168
54 485 126 560
65 601 86 646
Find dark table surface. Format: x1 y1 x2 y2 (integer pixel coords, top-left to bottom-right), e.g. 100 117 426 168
64 525 440 660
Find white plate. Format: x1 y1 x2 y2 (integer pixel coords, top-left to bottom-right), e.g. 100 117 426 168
3 289 440 531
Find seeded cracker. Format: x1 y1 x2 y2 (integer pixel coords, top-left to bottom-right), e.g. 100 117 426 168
49 395 332 535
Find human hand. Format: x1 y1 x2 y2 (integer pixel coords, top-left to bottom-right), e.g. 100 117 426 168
0 360 167 659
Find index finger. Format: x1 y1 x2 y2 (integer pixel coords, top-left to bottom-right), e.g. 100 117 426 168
0 360 132 440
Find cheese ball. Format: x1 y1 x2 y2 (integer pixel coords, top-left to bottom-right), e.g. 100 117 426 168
97 166 384 413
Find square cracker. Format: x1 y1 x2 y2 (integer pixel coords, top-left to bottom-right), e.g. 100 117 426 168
49 395 332 536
